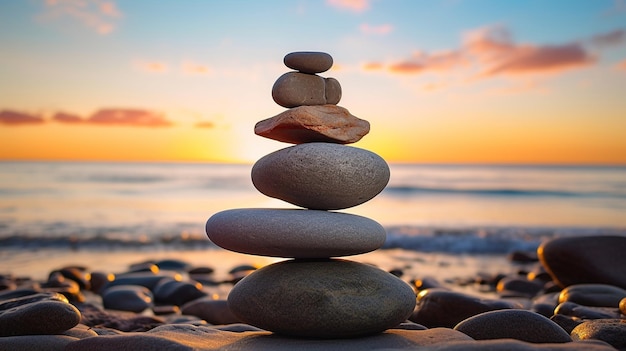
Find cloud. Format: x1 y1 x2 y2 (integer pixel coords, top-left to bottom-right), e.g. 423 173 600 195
360 23 393 35
87 109 173 127
1 108 178 128
362 61 384 71
53 112 84 124
0 110 45 125
326 0 369 13
367 25 599 79
616 59 626 70
182 62 211 75
41 0 122 35
194 121 215 128
589 29 626 47
135 60 169 73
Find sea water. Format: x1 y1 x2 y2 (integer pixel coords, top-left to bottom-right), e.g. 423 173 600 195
1 161 625 280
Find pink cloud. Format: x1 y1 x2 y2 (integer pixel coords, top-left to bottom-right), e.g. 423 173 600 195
616 59 626 70
360 23 393 35
0 110 45 125
87 109 172 127
372 25 599 79
326 0 369 13
42 0 122 35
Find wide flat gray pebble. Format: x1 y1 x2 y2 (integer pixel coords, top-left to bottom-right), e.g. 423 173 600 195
206 208 386 258
252 142 389 210
227 259 416 338
284 51 333 73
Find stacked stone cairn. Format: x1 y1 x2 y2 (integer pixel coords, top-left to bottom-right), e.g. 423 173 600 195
205 51 416 339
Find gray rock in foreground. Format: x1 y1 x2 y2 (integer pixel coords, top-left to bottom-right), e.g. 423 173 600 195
206 208 386 258
228 259 416 338
252 142 389 210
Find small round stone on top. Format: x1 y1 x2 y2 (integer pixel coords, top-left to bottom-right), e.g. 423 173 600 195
284 51 333 74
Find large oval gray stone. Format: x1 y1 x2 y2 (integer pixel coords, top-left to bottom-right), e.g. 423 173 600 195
227 259 416 338
252 143 390 210
206 209 386 258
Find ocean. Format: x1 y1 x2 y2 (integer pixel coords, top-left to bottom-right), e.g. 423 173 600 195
1 161 625 281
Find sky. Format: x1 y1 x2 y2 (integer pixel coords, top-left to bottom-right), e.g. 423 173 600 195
1 0 625 164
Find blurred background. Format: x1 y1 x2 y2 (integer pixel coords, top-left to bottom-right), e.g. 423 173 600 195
1 1 625 258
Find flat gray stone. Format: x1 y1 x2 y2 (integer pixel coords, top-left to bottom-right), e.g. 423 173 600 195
206 209 386 258
284 51 333 74
255 105 368 144
454 309 572 343
227 259 416 338
252 143 389 210
272 72 326 108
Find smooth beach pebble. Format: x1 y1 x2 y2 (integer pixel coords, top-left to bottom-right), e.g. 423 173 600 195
227 259 416 338
206 208 386 258
284 51 333 74
272 71 326 108
454 309 572 343
181 297 241 325
558 283 626 307
153 279 206 306
0 298 81 336
571 319 626 350
554 301 622 319
251 143 389 210
102 285 153 313
254 105 369 144
324 77 342 104
538 235 626 289
409 288 522 328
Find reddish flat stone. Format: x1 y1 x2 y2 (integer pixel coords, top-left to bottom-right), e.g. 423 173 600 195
255 105 369 144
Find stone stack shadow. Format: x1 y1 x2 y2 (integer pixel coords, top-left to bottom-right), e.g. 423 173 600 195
205 51 415 339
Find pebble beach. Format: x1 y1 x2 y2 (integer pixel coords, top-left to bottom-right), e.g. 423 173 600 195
2 51 626 349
